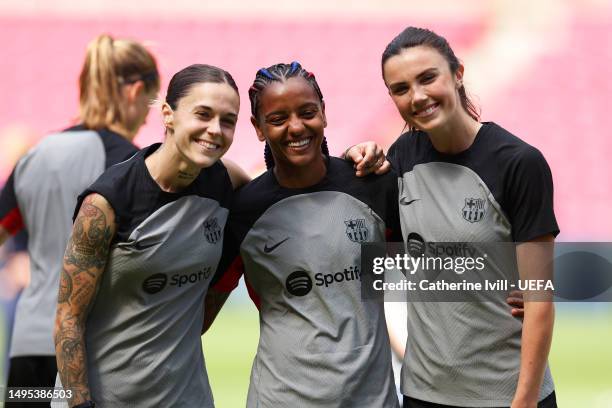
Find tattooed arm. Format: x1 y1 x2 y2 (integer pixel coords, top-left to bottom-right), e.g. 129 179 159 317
54 193 115 407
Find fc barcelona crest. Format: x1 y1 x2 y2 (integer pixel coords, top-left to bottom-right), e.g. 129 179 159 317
345 219 369 243
203 217 222 244
462 198 486 223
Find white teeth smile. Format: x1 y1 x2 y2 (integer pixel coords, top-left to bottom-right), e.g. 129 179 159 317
288 138 311 148
414 104 439 117
196 140 220 150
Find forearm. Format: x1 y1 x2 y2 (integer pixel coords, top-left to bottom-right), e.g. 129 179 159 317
54 193 115 406
387 329 405 360
54 306 91 406
513 302 554 406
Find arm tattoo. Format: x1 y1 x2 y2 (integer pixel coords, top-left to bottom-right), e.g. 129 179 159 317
55 195 114 406
64 197 113 270
58 269 73 304
202 288 231 334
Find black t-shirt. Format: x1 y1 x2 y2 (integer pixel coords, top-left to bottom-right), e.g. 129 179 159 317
387 121 559 242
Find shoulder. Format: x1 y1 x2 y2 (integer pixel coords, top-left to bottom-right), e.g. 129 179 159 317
228 170 278 243
330 156 397 188
233 170 276 211
388 129 428 152
76 192 116 220
202 160 232 180
483 122 549 170
96 128 138 167
95 147 143 187
327 156 359 182
74 147 144 220
387 130 430 173
221 158 251 189
25 127 101 156
192 160 234 207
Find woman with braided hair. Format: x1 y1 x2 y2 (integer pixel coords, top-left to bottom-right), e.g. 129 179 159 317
219 61 401 407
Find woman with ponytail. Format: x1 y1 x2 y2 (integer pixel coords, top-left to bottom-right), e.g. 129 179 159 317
0 34 159 407
220 62 401 407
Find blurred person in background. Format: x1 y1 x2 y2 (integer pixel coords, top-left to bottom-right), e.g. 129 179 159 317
0 33 160 407
53 64 247 408
0 231 29 387
346 26 557 408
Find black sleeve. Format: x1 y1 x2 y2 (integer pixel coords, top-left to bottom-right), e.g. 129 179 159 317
209 166 240 290
505 147 559 242
385 172 402 242
219 164 234 211
210 217 241 289
97 129 139 169
12 230 28 251
0 167 25 235
0 168 19 219
72 167 136 249
386 138 401 174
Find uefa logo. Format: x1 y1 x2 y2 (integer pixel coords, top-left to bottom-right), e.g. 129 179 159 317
285 271 313 296
142 273 168 294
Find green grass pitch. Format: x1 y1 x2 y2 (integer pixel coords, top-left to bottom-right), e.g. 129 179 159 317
203 302 612 407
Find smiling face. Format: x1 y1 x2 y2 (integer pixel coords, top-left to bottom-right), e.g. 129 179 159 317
251 76 326 170
383 45 464 133
163 82 239 169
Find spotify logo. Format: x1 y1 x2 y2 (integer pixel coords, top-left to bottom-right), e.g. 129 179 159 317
285 271 313 296
142 273 168 294
407 232 426 257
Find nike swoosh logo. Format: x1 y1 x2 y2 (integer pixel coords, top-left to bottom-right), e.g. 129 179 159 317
400 198 420 206
264 237 290 253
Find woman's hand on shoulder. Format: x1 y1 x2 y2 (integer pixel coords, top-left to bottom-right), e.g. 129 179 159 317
342 142 390 177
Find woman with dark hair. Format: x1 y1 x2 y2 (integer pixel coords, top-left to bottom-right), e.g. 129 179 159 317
223 61 401 407
347 27 558 408
0 34 160 407
53 64 243 408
